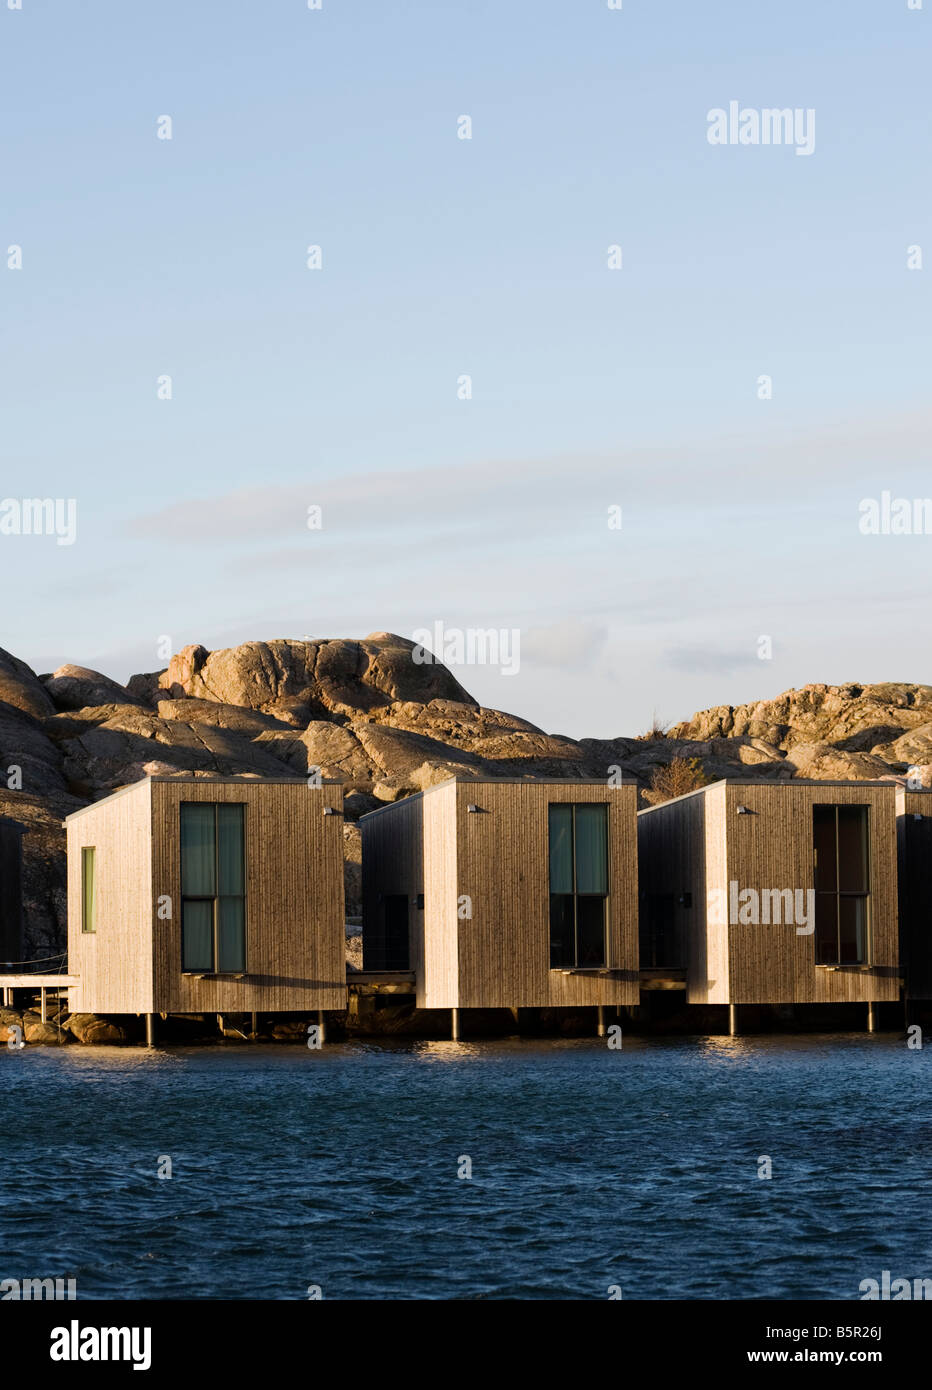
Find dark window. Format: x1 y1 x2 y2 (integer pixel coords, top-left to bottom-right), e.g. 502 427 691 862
364 894 410 971
641 892 681 968
813 805 870 966
549 804 608 969
180 803 246 973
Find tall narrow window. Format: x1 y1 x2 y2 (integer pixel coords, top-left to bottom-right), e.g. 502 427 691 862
549 804 608 968
363 894 410 972
181 803 246 973
81 846 96 934
813 805 870 966
641 893 679 968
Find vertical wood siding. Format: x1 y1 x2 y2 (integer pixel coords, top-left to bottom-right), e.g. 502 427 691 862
640 781 900 1005
66 780 155 1014
636 783 729 1003
151 779 346 1012
360 789 425 986
421 783 460 1008
67 777 346 1016
363 780 640 1009
724 783 898 1003
452 781 639 1008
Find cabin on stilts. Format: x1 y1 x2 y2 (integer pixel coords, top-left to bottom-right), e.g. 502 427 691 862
361 777 640 1037
65 775 346 1042
637 779 901 1031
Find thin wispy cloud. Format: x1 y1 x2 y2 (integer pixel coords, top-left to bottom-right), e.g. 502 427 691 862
126 411 932 552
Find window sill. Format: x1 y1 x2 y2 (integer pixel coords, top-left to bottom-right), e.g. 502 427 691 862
182 971 247 980
816 963 871 971
551 967 614 975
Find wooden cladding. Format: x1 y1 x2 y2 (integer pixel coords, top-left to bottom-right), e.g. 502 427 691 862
638 781 900 1004
66 777 346 1015
361 779 640 1009
67 779 154 1015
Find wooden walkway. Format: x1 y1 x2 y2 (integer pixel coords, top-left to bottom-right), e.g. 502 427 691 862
0 974 78 1020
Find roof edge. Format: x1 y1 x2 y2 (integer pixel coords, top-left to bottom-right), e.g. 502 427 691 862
637 777 900 816
64 773 343 822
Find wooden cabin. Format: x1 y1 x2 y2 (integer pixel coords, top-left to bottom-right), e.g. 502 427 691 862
360 778 640 1023
66 776 346 1031
896 786 932 1000
638 780 900 1009
0 816 25 969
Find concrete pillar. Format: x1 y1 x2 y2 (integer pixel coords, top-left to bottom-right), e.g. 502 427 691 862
867 1002 876 1034
728 1004 738 1037
40 988 47 1023
145 1014 156 1048
317 1009 326 1044
596 1005 607 1037
451 1007 460 1041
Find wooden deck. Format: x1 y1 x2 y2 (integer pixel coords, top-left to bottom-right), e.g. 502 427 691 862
0 974 78 989
0 974 78 1021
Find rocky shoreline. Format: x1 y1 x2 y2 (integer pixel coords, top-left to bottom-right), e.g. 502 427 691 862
0 998 916 1045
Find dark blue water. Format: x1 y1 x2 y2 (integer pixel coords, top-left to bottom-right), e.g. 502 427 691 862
2 1035 930 1300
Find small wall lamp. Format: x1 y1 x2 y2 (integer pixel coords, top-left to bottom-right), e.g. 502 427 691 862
736 805 752 815
466 804 481 814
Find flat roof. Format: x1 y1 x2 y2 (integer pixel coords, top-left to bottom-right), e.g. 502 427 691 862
360 775 637 822
636 777 901 815
64 773 343 823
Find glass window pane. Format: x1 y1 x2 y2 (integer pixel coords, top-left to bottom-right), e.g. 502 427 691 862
837 806 869 893
813 806 837 892
383 895 410 972
81 846 96 933
814 893 838 965
574 805 608 893
576 895 606 967
642 893 676 968
182 900 213 971
839 896 868 965
181 804 215 896
548 806 573 894
217 804 245 895
217 897 245 973
549 894 575 968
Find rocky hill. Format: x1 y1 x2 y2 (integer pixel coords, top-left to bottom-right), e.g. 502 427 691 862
0 636 928 959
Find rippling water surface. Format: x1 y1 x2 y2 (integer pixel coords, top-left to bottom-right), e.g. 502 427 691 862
2 1035 929 1299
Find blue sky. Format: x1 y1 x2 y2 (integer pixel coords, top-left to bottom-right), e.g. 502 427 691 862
2 0 930 737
